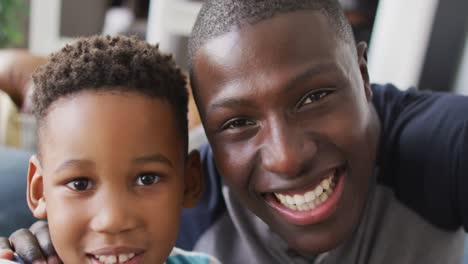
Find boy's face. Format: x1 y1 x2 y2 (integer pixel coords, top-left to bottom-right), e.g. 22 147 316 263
27 92 202 264
192 11 378 254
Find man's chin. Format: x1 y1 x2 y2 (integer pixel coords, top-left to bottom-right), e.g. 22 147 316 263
266 213 358 257
282 230 350 256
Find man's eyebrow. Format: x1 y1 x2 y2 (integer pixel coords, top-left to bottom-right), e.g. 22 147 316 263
210 97 254 111
134 153 174 169
287 62 340 89
54 159 95 173
209 63 339 111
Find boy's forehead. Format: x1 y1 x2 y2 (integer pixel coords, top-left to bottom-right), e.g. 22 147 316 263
37 92 184 168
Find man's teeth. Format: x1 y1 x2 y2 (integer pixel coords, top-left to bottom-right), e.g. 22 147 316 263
274 174 336 211
95 253 136 264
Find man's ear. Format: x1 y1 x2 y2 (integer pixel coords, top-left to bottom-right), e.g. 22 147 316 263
182 150 204 208
27 155 47 219
356 41 372 101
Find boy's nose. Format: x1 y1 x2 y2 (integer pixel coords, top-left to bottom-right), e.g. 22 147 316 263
89 192 139 234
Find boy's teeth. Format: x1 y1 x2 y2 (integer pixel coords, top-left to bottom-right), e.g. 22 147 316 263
95 253 136 264
119 253 135 262
274 174 336 211
105 255 116 264
119 254 129 262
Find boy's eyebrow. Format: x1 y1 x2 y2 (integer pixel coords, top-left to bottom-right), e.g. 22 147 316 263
54 159 95 173
53 154 174 173
134 153 174 168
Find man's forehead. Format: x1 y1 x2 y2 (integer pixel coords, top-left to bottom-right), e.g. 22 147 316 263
196 10 343 66
195 13 346 81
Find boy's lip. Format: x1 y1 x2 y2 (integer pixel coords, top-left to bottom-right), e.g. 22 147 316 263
88 253 144 264
88 246 145 256
263 165 346 226
87 246 145 264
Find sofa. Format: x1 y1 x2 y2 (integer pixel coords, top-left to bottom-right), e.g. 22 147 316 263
0 147 35 236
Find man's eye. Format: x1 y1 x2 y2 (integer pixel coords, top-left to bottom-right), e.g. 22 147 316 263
298 90 333 108
136 173 161 186
222 118 256 130
66 178 92 191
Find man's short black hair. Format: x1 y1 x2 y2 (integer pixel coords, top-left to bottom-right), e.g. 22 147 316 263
33 35 189 152
188 0 355 66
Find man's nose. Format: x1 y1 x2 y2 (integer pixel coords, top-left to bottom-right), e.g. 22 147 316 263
89 190 138 234
260 121 317 178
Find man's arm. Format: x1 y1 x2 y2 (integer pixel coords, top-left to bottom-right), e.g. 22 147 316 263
0 238 13 260
373 83 468 231
0 222 61 263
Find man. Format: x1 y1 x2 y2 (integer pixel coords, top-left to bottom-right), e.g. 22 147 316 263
2 0 467 263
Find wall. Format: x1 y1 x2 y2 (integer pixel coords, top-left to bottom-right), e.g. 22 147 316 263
455 34 468 95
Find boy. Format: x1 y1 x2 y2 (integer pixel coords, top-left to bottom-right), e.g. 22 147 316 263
6 35 220 264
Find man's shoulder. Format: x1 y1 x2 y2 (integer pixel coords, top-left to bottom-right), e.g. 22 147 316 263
198 144 224 188
199 144 214 170
177 144 227 250
372 83 468 230
166 247 221 264
371 83 468 121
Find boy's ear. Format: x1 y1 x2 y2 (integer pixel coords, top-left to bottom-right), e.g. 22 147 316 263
27 155 47 219
356 41 372 101
182 150 204 208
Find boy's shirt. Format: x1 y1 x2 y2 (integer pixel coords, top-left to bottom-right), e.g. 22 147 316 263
7 248 221 264
166 248 220 264
177 84 468 263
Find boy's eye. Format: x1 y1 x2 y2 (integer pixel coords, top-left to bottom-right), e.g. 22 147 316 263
136 173 161 186
298 90 333 108
66 178 92 191
222 118 256 131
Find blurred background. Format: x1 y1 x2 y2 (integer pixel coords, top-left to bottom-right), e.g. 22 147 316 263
0 0 467 261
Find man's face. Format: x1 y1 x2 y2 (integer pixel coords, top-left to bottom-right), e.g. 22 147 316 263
192 11 378 254
29 92 200 264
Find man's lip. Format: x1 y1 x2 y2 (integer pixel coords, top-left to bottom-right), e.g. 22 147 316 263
264 166 346 226
259 164 345 195
87 246 145 256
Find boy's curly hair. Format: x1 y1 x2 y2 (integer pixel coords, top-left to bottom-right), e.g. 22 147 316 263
32 35 189 151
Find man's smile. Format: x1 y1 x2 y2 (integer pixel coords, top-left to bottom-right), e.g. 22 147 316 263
263 165 346 226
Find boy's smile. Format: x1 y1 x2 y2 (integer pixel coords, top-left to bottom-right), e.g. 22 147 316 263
87 246 143 264
27 91 202 264
192 10 379 255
